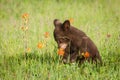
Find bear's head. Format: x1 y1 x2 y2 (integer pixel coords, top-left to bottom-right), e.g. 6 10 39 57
53 19 71 50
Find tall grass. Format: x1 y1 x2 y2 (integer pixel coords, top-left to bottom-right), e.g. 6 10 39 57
0 0 120 80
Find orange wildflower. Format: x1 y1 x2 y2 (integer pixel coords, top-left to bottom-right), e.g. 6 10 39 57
37 42 43 49
58 48 65 56
22 13 29 19
44 32 49 38
69 18 74 24
84 51 90 58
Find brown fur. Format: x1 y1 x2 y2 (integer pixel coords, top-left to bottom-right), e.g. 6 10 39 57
53 19 102 64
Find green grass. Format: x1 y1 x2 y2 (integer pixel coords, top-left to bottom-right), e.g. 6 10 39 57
0 0 120 80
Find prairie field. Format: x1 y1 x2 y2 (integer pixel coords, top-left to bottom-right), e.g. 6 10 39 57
0 0 120 80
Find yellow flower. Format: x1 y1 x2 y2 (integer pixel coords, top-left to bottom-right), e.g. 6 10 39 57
82 52 84 56
37 42 43 49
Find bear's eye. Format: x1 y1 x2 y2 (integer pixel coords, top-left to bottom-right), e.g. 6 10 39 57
58 39 63 43
64 38 70 42
57 37 70 44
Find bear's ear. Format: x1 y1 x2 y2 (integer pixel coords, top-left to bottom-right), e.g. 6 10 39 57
53 19 61 27
62 20 70 30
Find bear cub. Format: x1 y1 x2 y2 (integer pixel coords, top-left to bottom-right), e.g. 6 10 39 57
53 19 102 64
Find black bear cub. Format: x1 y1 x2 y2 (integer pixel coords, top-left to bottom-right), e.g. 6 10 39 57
53 19 102 64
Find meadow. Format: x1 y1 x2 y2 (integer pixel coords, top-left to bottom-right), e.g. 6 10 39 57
0 0 120 80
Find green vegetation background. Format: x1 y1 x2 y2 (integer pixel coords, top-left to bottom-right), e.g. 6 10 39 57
0 0 120 80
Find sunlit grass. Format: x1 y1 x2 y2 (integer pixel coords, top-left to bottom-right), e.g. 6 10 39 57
0 0 120 80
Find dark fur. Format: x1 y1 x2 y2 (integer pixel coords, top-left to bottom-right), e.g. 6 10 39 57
53 19 102 64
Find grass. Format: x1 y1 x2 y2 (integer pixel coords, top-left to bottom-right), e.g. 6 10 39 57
0 0 120 80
